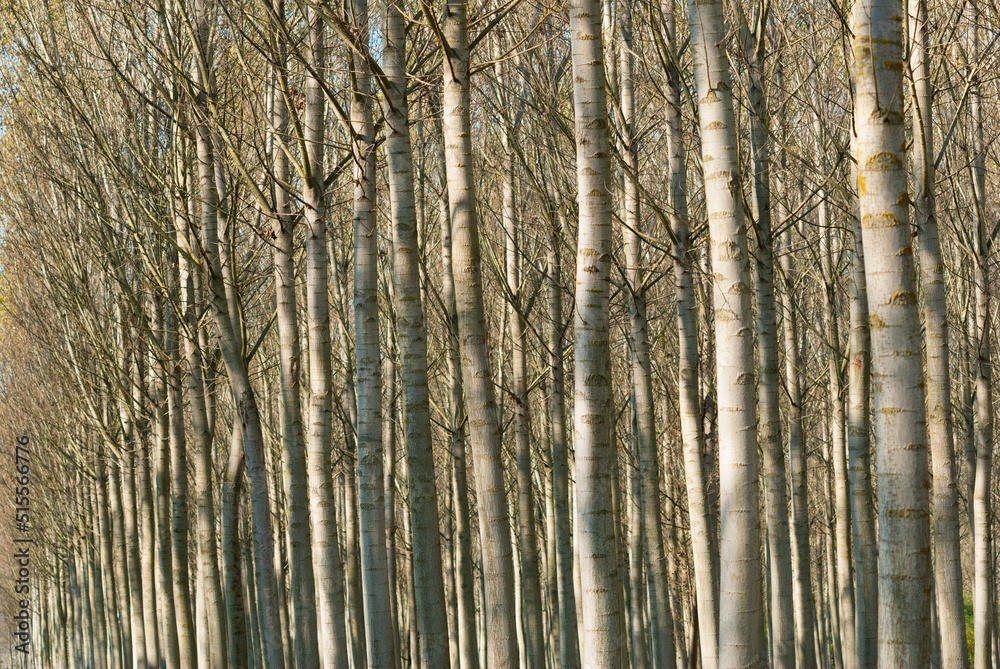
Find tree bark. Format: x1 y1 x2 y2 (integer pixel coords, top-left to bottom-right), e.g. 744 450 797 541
178 223 226 669
503 117 544 669
662 1 718 664
566 0 625 661
440 0 519 664
688 0 763 662
971 24 993 667
853 0 933 660
740 14 794 669
620 3 677 664
780 227 818 669
908 0 966 663
351 0 396 660
383 6 452 667
847 152 878 669
821 213 857 669
266 4 321 665
546 215 579 669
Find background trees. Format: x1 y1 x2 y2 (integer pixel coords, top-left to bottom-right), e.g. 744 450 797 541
1 0 1000 668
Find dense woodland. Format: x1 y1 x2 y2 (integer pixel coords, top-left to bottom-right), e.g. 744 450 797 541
0 0 995 666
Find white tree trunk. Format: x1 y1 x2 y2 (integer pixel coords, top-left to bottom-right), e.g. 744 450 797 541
382 5 453 667
853 0 933 661
908 0 966 663
688 0 763 662
567 0 625 662
440 0 519 664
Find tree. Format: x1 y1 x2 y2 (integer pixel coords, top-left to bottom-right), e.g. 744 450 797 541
688 0 763 663
853 0 932 661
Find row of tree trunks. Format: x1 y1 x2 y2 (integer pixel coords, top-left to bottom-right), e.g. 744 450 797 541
7 0 996 668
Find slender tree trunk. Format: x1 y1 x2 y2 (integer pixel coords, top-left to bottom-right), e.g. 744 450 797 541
847 150 878 669
546 216 579 669
399 445 422 669
96 453 123 669
821 217 857 669
298 10 350 669
174 214 225 669
383 6 451 667
821 421 844 669
351 0 395 660
266 6 321 666
853 0 932 661
118 349 149 669
190 3 286 657
566 0 625 661
108 451 134 669
133 349 159 669
688 0 763 662
973 250 993 669
222 425 248 668
503 124 544 669
962 306 977 543
342 425 367 669
440 0 518 664
439 171 479 669
164 232 197 669
780 228 818 669
662 1 718 664
151 303 181 669
908 0 965 663
619 3 677 666
627 434 651 669
245 520 262 669
384 337 402 669
269 453 294 669
541 405 559 669
739 14 795 669
971 25 993 666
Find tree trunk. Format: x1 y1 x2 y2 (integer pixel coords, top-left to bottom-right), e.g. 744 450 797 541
546 215 579 669
847 150 878 669
688 0 763 662
165 233 197 669
299 9 350 668
740 14 794 669
908 0 966 663
662 1 718 665
440 0 518 664
971 23 993 667
383 6 452 667
222 425 248 668
267 5 321 664
342 427 368 669
567 0 625 661
178 229 226 669
108 451 134 669
440 167 479 669
190 5 286 657
95 454 123 669
384 338 402 669
780 228 818 669
853 0 933 661
351 0 395 660
151 301 181 668
627 433 651 669
119 349 148 669
503 120 544 669
136 354 161 669
821 214 857 669
619 3 677 666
